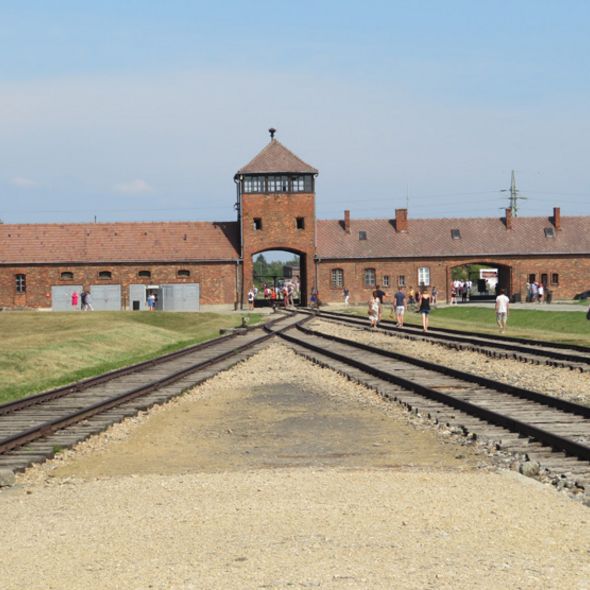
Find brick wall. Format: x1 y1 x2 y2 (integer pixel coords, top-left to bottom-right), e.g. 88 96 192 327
0 261 238 309
241 192 316 306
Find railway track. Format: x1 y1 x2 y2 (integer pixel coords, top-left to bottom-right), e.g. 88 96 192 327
274 315 590 495
0 313 304 473
309 309 590 372
3 309 589 498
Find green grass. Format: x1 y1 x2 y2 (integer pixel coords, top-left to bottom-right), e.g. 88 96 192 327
0 311 263 404
335 305 590 347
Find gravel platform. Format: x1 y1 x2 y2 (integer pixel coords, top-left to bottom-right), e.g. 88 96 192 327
1 345 588 589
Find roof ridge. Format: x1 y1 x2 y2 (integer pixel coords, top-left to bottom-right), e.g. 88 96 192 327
236 138 318 175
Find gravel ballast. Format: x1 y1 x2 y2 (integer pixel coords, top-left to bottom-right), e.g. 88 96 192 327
310 319 590 406
1 345 588 589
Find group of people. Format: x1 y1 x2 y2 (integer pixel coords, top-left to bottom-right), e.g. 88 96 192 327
247 280 301 311
450 279 472 304
367 285 433 332
71 290 93 311
526 281 551 303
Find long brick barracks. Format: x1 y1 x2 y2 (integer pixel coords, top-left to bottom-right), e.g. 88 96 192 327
1 134 589 310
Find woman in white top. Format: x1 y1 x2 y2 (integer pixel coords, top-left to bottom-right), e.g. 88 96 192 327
368 295 380 329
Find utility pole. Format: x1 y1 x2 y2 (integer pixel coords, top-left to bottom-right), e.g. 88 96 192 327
501 170 526 217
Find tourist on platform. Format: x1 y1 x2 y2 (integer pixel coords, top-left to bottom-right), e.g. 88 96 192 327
537 282 544 303
393 286 406 328
431 286 438 307
368 294 380 329
495 288 510 333
419 287 431 332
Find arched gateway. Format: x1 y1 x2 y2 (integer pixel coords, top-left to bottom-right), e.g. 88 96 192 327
235 131 318 307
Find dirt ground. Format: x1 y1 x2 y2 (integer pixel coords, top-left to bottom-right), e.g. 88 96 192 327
1 345 589 589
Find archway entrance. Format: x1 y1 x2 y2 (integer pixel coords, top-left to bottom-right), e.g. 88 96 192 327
250 250 307 307
449 262 512 301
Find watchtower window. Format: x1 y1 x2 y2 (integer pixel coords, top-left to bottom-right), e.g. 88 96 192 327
291 176 305 191
267 175 289 192
359 231 367 241
296 217 305 230
451 229 461 239
253 217 262 231
243 176 265 193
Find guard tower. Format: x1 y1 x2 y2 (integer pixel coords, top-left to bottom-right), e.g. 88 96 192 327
234 129 318 306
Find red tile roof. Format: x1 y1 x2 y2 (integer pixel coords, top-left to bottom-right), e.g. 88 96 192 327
316 215 590 259
236 139 318 175
0 221 240 264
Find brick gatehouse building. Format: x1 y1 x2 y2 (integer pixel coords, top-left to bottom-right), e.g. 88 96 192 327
1 133 589 310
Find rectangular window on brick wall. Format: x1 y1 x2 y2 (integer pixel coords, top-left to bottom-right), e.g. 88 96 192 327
383 275 390 287
15 274 26 293
541 273 548 286
253 218 262 230
418 267 430 287
364 268 376 288
551 273 559 285
296 217 305 229
528 273 536 283
398 275 406 287
331 269 344 289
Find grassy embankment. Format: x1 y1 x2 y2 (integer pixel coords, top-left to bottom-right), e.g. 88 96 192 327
336 305 590 347
0 311 263 404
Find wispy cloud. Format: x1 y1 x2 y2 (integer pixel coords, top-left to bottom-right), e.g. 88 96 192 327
113 179 154 194
10 176 38 188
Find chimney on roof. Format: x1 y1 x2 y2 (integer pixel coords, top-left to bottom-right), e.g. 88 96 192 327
344 210 351 233
395 208 408 232
553 207 561 231
505 207 512 230
269 127 276 140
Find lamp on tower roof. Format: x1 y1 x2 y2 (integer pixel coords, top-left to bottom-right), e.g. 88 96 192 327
269 127 276 140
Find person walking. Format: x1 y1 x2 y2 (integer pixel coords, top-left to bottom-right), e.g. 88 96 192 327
247 288 255 311
71 291 79 310
343 287 350 305
495 288 510 333
393 286 406 328
418 287 431 332
368 294 380 330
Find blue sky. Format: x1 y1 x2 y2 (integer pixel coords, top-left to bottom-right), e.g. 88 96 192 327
1 1 589 224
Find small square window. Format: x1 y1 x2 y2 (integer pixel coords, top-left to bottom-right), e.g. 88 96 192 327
296 217 305 229
98 271 112 280
544 227 555 238
60 271 74 280
451 229 461 239
359 231 367 241
253 218 262 230
177 269 191 277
